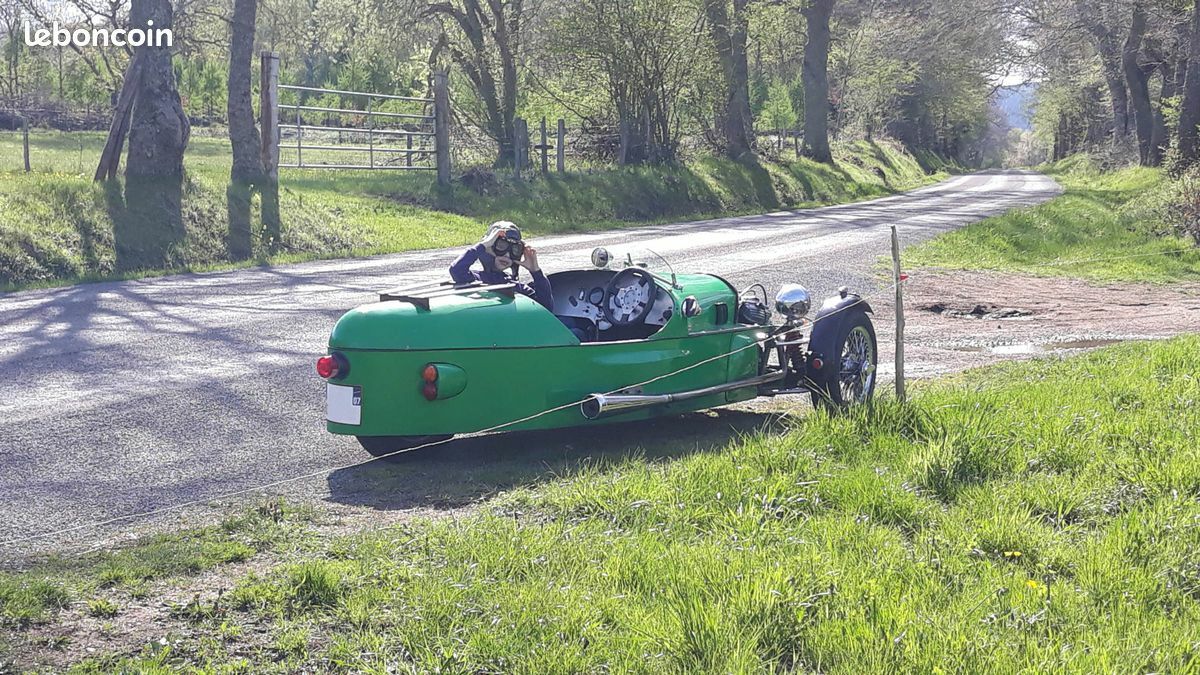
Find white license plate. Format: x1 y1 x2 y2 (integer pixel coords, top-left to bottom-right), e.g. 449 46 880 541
326 384 362 425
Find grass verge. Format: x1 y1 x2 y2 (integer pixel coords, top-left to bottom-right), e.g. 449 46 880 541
8 337 1199 672
0 501 314 632
904 155 1200 282
1 132 944 290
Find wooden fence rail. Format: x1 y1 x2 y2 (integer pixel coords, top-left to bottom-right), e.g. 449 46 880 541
511 115 568 180
260 53 451 186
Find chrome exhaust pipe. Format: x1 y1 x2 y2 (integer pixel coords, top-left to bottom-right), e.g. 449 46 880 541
580 372 785 420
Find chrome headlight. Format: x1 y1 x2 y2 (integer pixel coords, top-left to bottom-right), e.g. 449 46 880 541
775 283 812 321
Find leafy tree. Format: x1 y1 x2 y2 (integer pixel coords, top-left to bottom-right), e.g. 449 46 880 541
423 0 530 167
758 78 796 135
548 0 702 163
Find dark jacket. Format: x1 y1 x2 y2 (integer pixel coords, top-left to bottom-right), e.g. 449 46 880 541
449 244 554 311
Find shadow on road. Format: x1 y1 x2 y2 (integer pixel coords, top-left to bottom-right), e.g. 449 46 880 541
324 408 794 512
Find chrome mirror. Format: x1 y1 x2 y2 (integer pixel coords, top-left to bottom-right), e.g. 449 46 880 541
591 247 610 268
682 296 702 317
775 283 811 321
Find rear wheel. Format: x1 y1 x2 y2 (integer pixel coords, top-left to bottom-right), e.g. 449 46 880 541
810 312 877 409
356 435 452 458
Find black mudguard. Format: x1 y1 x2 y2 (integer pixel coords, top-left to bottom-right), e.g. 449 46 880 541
805 293 874 381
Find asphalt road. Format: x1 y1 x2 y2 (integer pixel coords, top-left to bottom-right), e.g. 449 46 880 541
0 169 1060 558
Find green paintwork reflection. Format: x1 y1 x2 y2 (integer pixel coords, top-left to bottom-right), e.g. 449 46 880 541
430 362 467 399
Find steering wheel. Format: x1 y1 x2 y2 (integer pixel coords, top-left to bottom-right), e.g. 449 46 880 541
603 267 657 326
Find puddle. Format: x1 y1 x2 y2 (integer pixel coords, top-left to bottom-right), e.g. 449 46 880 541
951 339 1127 355
921 303 1035 320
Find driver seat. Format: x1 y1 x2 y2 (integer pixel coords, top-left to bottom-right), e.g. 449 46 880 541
557 315 599 343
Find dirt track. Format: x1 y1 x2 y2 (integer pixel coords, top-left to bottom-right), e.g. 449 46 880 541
884 269 1200 378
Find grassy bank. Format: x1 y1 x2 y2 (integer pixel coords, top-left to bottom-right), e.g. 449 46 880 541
0 131 943 290
5 337 1199 672
905 156 1200 282
0 503 315 630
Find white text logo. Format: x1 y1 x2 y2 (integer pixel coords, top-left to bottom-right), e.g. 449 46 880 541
23 21 173 48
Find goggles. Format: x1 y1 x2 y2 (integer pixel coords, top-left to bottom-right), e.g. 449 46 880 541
490 231 525 261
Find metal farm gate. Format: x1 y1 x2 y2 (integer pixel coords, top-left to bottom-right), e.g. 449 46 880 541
259 53 451 185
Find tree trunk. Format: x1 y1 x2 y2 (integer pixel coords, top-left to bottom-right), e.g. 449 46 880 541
1102 53 1131 141
1152 59 1174 161
704 0 754 158
496 0 521 168
1077 2 1130 142
228 0 262 182
227 0 262 260
426 0 521 168
1124 3 1157 166
119 0 190 271
1178 0 1200 168
801 0 834 164
126 0 189 178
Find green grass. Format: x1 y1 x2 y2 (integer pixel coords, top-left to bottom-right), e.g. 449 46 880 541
0 500 313 631
0 131 944 290
40 336 1200 673
905 156 1200 282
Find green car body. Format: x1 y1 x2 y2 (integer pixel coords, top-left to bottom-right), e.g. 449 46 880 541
321 259 878 455
325 273 763 438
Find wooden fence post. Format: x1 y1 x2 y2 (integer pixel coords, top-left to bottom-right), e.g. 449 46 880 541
891 225 906 403
259 51 280 181
540 117 548 174
259 51 282 248
22 116 30 172
556 118 565 173
512 119 521 178
433 71 451 186
618 118 629 166
514 117 529 179
406 134 413 168
366 97 374 169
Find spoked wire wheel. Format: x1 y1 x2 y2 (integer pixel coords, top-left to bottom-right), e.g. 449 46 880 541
810 312 877 409
838 323 877 404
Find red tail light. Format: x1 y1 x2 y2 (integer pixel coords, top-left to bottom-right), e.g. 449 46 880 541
317 353 348 379
422 363 439 399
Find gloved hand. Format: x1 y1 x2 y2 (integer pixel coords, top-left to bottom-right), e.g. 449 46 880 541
519 246 540 273
480 227 503 250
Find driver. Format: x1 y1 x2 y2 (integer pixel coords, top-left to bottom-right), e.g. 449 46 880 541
449 222 553 311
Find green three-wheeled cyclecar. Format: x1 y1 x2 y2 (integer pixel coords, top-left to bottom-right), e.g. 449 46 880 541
318 247 878 456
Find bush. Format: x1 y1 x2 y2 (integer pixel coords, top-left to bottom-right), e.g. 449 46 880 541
1161 167 1200 246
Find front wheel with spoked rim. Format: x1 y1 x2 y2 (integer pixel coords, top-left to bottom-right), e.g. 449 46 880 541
810 312 877 410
